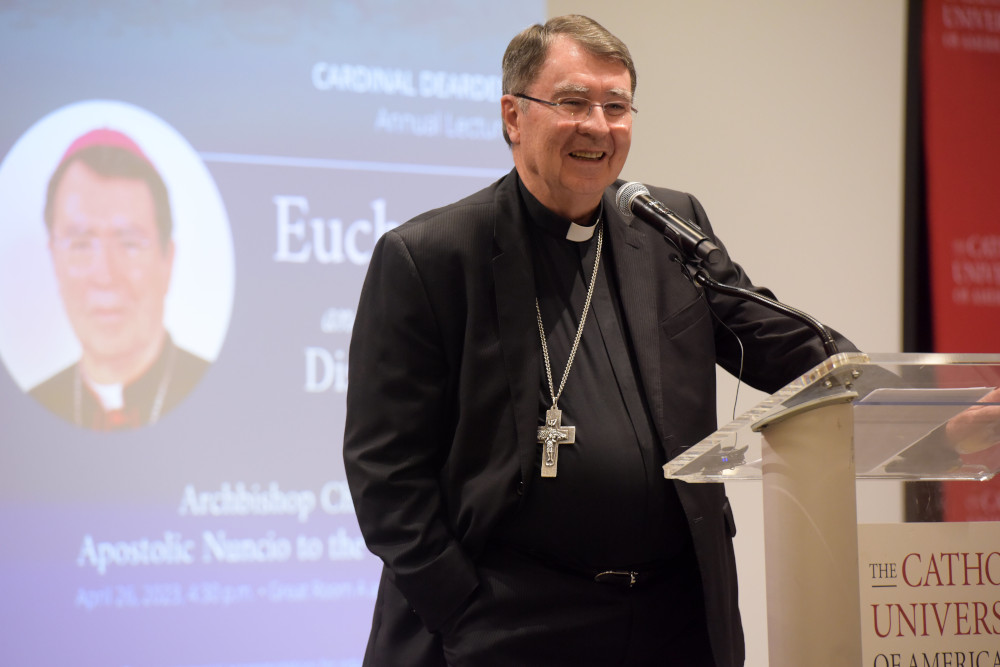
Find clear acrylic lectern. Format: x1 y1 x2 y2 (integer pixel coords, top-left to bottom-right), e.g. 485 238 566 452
663 352 1000 666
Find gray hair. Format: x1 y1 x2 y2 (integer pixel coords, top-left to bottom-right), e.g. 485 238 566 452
501 15 637 145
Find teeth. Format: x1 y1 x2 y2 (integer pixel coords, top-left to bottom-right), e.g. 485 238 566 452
570 151 603 159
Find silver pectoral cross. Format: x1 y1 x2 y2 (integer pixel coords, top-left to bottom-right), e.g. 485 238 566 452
536 408 575 478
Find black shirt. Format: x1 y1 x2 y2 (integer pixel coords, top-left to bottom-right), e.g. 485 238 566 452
495 180 690 569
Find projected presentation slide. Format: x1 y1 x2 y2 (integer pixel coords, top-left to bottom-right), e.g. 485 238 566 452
0 2 543 665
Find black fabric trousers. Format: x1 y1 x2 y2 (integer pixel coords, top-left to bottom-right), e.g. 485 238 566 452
440 543 716 667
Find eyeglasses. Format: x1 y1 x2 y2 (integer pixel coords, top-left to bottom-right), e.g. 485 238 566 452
514 93 637 122
52 231 158 268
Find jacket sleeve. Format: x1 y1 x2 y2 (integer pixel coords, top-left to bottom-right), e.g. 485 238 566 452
343 229 478 632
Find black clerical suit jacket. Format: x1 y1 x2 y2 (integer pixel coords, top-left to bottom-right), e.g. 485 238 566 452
344 170 847 667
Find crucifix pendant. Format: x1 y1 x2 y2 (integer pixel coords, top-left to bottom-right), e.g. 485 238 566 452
536 408 576 478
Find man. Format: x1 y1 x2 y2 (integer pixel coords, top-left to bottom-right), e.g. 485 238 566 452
344 15 850 666
30 128 208 430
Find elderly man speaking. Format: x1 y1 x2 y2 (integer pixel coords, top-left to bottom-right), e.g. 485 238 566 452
344 14 851 667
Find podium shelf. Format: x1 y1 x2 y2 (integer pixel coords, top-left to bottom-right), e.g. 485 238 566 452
664 352 1000 482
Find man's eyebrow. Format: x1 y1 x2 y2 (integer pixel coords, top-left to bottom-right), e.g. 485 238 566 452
552 82 591 96
552 82 633 102
606 87 633 101
53 225 92 236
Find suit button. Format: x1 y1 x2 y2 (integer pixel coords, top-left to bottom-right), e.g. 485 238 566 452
516 481 525 495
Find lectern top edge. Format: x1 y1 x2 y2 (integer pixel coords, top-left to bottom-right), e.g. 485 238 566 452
664 352 1000 482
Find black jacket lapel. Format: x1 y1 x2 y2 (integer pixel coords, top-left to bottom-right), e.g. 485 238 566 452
604 196 666 444
490 175 540 487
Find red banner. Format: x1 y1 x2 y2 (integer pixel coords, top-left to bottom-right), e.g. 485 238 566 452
923 0 1000 520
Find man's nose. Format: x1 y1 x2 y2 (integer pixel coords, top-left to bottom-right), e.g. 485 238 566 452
85 238 124 283
577 104 612 133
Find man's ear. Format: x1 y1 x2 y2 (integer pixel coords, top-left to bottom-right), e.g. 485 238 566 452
500 95 521 145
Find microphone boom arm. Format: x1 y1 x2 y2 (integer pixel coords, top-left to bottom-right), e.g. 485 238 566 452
614 180 840 358
691 268 840 357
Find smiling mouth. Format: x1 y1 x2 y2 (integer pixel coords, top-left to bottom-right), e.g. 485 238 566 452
569 150 605 160
89 307 126 321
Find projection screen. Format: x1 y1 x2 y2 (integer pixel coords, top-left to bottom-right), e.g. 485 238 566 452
0 2 545 665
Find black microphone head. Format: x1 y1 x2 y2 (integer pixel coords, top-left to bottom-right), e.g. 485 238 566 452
615 181 649 218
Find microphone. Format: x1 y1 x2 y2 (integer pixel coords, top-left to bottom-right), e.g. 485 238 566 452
615 181 723 264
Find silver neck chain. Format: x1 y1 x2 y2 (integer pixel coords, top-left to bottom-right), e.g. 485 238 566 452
535 219 604 411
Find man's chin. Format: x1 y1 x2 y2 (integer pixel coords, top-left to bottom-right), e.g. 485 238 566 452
566 167 622 191
564 178 617 203
77 329 146 362
84 312 130 331
81 340 138 362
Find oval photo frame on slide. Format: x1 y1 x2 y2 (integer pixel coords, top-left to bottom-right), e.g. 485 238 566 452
0 100 235 407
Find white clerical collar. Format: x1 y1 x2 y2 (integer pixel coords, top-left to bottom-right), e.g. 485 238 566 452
566 221 598 242
516 173 603 243
85 379 125 411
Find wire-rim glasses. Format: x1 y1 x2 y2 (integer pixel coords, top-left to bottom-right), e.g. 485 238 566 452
514 93 637 122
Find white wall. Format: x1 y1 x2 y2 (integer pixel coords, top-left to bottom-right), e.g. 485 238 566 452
546 2 908 664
